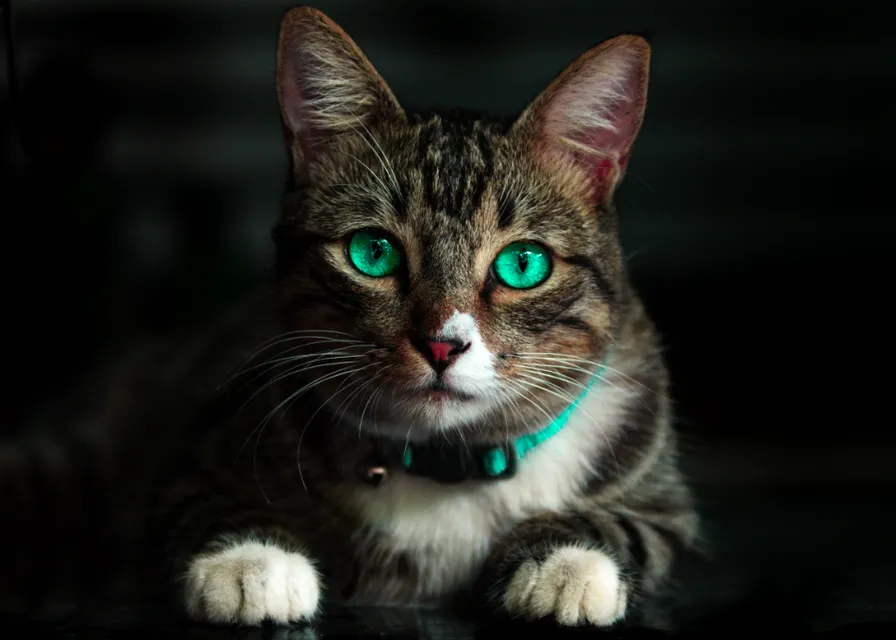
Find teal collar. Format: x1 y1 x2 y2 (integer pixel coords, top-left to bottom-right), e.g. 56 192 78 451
363 356 609 485
479 355 609 478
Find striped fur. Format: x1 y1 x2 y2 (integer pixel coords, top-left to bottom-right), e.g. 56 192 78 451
0 6 698 630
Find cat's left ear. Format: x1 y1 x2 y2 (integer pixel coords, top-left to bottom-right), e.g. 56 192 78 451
276 7 404 180
512 35 650 204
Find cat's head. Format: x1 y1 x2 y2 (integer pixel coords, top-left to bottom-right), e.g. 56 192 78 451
272 6 649 440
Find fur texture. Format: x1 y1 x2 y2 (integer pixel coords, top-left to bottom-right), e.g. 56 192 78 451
0 5 698 630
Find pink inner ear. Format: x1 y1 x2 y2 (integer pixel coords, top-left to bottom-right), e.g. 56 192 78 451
279 47 312 138
278 42 337 166
594 157 615 183
566 124 635 199
281 82 305 136
538 43 647 199
570 103 641 182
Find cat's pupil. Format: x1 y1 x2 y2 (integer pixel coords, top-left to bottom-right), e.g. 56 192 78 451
371 241 384 261
517 252 529 273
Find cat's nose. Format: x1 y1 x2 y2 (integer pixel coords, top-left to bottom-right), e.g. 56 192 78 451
416 338 471 374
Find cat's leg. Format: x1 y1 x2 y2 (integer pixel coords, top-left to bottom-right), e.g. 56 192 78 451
474 496 697 628
155 476 322 626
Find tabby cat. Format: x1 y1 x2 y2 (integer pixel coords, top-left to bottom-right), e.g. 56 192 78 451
0 5 698 630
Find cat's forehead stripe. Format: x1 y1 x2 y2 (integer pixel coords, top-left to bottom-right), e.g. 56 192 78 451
496 191 515 229
414 113 498 222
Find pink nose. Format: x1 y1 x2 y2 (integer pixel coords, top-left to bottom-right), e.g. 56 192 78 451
420 339 471 373
427 340 456 363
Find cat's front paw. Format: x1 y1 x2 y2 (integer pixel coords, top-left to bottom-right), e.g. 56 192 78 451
503 546 627 627
184 540 321 625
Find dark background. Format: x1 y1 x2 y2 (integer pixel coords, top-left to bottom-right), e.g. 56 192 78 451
1 0 894 636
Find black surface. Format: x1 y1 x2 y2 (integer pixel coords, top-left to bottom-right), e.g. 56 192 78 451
3 612 895 640
3 485 895 637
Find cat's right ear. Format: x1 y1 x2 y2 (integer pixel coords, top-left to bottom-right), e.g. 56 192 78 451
276 7 404 180
511 35 651 204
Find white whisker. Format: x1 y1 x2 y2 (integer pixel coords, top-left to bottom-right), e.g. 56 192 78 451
239 363 371 501
348 114 402 200
500 380 556 426
515 359 654 415
333 369 384 427
238 330 363 364
514 372 579 409
509 372 622 477
515 365 592 391
227 341 372 386
284 362 379 493
236 353 376 411
332 147 393 209
358 371 392 435
515 354 654 396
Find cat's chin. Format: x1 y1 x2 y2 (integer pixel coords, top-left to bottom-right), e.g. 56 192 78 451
354 385 495 437
403 388 487 429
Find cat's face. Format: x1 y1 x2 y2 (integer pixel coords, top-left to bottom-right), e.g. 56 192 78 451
273 7 649 439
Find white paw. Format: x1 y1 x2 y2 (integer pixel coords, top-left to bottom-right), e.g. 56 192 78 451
503 546 627 627
184 540 321 625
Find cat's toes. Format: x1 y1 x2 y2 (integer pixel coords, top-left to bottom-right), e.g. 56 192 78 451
184 540 321 625
503 546 627 627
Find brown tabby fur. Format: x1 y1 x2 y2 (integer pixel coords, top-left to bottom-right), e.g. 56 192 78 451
0 5 698 630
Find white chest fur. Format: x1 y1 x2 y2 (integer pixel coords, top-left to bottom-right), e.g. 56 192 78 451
349 377 635 599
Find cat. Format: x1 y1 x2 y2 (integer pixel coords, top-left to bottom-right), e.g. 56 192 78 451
0 4 698 630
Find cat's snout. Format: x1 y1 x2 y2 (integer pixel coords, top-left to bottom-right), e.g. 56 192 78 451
414 337 471 374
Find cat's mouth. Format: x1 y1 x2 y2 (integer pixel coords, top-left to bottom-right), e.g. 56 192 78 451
418 380 475 403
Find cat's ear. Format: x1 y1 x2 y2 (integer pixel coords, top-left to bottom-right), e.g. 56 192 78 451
276 7 403 179
512 35 650 203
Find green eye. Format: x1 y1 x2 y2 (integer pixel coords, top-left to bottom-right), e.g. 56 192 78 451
493 242 552 290
347 229 402 278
